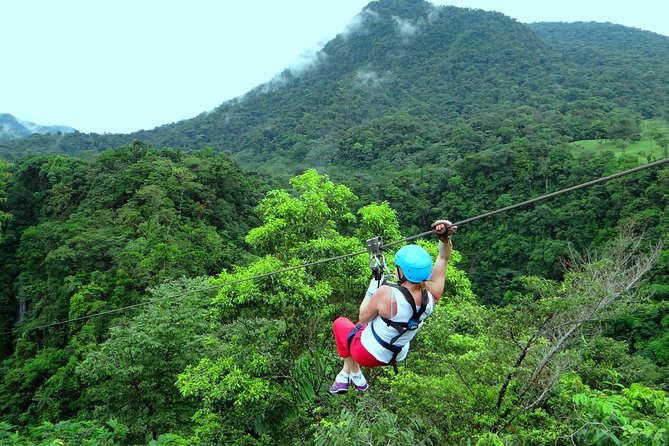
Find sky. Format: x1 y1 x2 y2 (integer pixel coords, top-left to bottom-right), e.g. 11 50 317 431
2 1 668 134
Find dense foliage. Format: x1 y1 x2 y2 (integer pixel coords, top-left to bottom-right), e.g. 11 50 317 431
0 144 262 432
0 160 10 241
1 168 667 444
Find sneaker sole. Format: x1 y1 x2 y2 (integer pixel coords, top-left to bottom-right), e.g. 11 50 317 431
329 388 348 395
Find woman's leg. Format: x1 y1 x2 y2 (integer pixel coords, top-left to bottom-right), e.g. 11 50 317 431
331 318 369 393
344 356 368 390
342 356 361 374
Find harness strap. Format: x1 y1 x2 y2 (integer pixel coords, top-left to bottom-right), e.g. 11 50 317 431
372 284 429 363
394 284 428 321
346 323 363 352
382 284 428 330
371 323 404 364
379 317 409 339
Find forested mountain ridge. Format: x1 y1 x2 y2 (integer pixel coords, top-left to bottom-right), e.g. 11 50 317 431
1 0 667 167
0 113 75 143
529 20 669 54
528 21 669 118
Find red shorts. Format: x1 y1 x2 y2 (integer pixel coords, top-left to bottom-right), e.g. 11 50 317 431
333 317 386 368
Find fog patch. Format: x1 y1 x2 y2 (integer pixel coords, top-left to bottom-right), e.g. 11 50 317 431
427 5 444 24
258 74 289 95
392 16 419 37
245 50 327 98
341 9 381 38
289 48 328 76
354 69 388 89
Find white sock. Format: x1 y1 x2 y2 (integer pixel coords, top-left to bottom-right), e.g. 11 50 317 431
336 372 350 384
350 371 367 386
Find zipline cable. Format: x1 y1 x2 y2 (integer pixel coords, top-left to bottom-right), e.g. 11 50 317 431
5 157 669 335
383 157 669 248
14 251 370 332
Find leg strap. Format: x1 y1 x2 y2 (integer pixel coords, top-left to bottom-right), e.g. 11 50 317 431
347 323 364 352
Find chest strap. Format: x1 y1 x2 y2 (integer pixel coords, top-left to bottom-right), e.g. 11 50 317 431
372 284 428 364
381 284 427 335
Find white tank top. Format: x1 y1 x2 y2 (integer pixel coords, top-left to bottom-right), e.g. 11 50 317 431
360 286 435 363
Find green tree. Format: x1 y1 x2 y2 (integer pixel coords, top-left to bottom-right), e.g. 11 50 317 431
174 170 444 444
313 401 437 446
0 160 11 241
0 419 127 445
657 133 669 158
647 126 664 152
0 146 262 428
76 278 217 444
557 376 669 445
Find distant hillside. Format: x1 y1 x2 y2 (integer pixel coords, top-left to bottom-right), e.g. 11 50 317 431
1 0 668 167
528 22 669 117
0 113 75 143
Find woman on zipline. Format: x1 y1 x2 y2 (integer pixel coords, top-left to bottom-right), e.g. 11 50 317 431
330 219 457 394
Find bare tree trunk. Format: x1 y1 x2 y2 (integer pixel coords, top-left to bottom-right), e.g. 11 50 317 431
490 229 664 433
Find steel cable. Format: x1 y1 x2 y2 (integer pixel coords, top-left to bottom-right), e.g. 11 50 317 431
5 157 668 334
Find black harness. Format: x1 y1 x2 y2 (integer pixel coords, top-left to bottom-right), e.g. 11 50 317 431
370 283 428 364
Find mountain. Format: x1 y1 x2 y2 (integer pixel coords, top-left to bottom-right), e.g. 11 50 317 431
0 113 75 142
1 0 668 166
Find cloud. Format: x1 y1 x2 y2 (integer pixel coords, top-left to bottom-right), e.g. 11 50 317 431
341 9 381 38
245 49 328 98
427 4 444 24
354 69 388 89
392 15 419 37
289 48 328 76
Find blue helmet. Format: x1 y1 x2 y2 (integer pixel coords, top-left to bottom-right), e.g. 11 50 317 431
394 244 432 283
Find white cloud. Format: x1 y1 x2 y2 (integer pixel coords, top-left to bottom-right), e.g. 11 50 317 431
427 5 445 24
342 9 381 38
392 16 419 37
354 69 388 88
289 49 329 76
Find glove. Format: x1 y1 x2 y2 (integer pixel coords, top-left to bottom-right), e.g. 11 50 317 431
431 219 457 243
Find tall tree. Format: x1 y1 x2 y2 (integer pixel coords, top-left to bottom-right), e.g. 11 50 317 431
0 160 11 241
76 278 216 444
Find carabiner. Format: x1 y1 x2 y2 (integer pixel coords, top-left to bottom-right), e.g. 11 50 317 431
366 236 389 281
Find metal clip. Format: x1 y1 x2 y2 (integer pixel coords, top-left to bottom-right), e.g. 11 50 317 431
366 237 388 282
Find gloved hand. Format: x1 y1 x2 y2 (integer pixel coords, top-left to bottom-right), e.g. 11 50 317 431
431 219 457 242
